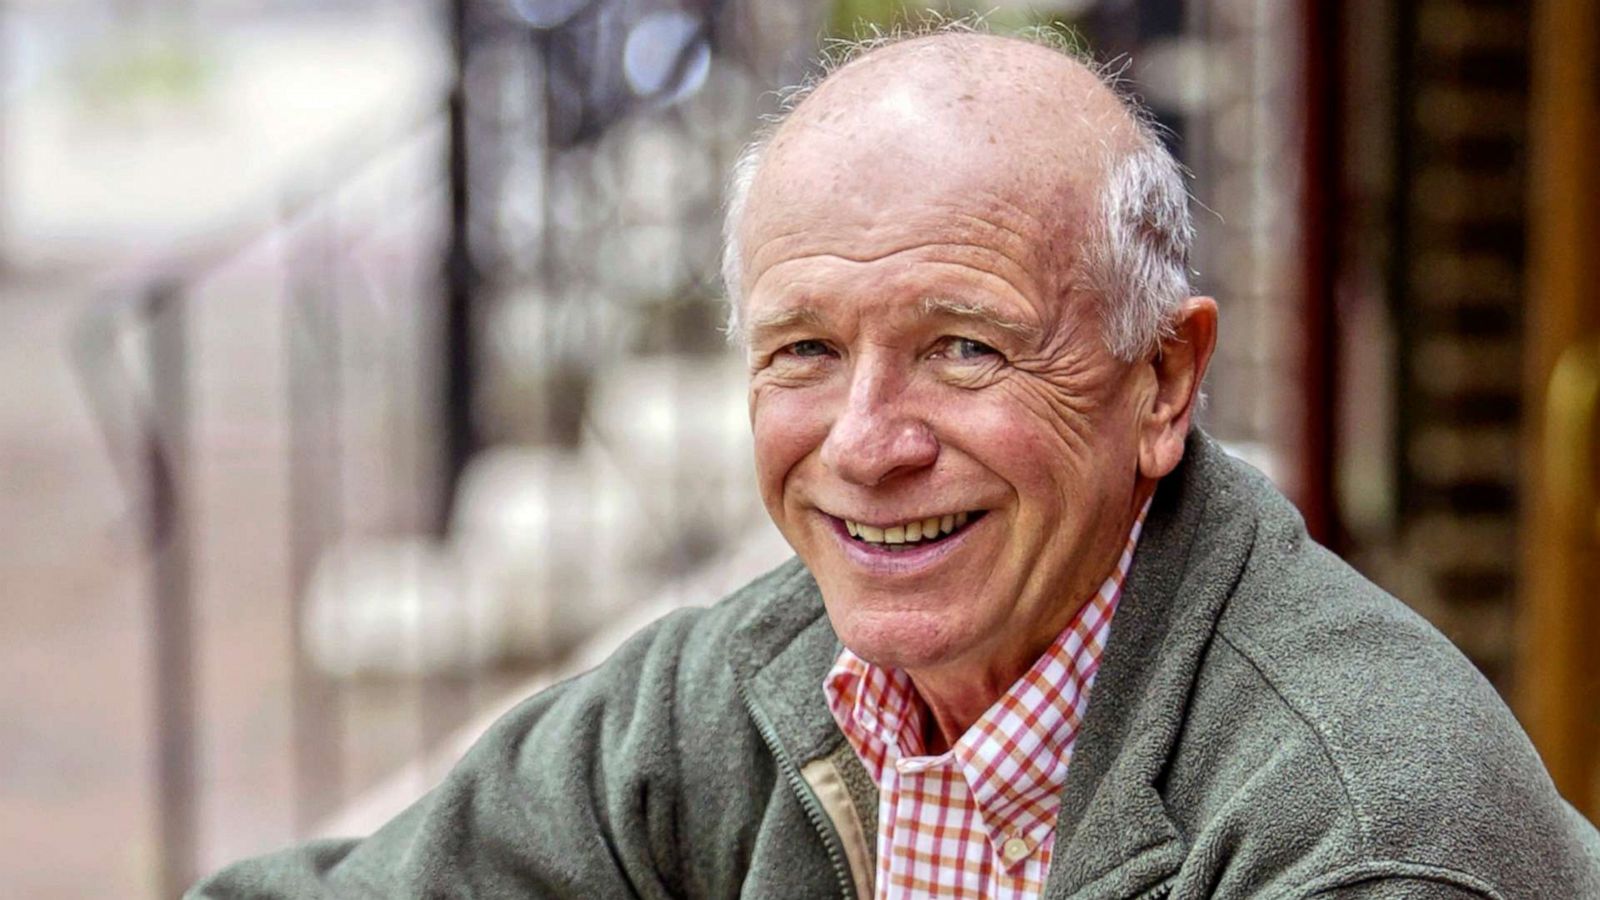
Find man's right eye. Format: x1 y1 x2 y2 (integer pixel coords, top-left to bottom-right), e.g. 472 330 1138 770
787 339 833 358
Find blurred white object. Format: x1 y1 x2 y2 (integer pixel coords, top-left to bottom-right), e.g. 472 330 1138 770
304 444 664 676
303 538 496 678
303 351 765 677
1217 439 1284 487
315 519 795 839
451 445 662 658
584 352 761 540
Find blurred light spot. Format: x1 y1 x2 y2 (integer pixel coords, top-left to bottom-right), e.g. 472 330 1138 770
1137 38 1225 114
624 11 711 103
508 0 591 30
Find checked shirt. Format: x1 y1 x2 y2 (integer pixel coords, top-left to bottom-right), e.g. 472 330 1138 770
823 506 1146 899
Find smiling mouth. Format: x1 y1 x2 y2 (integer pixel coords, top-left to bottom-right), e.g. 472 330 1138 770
841 510 986 552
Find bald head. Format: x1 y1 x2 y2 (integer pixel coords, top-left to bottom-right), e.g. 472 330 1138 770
723 26 1194 361
782 33 1137 145
772 32 1140 182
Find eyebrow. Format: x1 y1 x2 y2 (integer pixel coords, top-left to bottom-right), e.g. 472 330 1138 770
920 296 1042 340
745 307 827 340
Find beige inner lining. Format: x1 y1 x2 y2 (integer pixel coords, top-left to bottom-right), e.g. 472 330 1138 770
800 756 875 900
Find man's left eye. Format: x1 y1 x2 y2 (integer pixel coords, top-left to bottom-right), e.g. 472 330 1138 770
937 337 1001 360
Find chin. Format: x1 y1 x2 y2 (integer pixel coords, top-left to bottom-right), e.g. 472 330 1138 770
826 598 976 672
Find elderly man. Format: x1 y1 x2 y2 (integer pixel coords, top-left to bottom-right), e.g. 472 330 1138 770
191 28 1600 899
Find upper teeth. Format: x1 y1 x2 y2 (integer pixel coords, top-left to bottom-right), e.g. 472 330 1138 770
846 511 970 544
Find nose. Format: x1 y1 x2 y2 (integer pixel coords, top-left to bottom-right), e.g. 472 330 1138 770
818 362 939 487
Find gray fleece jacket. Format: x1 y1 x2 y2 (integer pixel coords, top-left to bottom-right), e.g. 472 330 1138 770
188 433 1600 898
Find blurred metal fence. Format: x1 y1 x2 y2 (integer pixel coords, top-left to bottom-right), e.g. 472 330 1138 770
74 106 452 894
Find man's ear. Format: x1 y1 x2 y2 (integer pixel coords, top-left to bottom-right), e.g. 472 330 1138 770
1138 296 1218 480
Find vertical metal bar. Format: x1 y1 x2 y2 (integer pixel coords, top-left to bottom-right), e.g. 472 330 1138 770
420 0 479 753
441 0 478 536
146 282 197 898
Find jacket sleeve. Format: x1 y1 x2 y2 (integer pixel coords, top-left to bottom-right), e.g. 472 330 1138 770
185 610 703 900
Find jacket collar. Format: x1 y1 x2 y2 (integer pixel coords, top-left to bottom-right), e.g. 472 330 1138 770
725 558 846 767
1043 431 1257 896
727 431 1259 897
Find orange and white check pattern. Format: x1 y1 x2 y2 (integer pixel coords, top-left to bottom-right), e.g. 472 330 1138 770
823 504 1147 899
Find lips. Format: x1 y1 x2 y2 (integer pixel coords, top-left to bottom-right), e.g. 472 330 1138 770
818 505 984 580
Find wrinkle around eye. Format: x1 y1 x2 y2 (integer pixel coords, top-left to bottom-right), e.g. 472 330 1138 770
756 350 840 387
932 353 1007 391
997 349 1116 432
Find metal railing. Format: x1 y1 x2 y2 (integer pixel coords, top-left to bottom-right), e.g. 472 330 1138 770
72 104 456 896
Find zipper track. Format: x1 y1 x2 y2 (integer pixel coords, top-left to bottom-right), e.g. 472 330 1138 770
735 680 858 900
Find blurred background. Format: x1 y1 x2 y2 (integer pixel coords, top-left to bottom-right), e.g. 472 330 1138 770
1 0 1595 896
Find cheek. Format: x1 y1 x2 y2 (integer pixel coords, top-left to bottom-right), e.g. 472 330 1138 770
932 385 1106 513
749 385 832 509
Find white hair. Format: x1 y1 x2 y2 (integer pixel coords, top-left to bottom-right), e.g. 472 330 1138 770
720 20 1195 362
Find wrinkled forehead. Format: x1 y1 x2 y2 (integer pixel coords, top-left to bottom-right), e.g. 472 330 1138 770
740 35 1137 293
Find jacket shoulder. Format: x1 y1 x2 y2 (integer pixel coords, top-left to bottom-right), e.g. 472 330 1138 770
1186 455 1598 895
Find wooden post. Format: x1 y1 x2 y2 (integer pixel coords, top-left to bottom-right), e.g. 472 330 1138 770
1520 0 1600 819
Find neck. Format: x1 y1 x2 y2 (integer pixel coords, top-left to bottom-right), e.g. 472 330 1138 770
908 667 1018 755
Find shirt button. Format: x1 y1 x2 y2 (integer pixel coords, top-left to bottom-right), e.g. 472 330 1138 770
1002 837 1031 862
